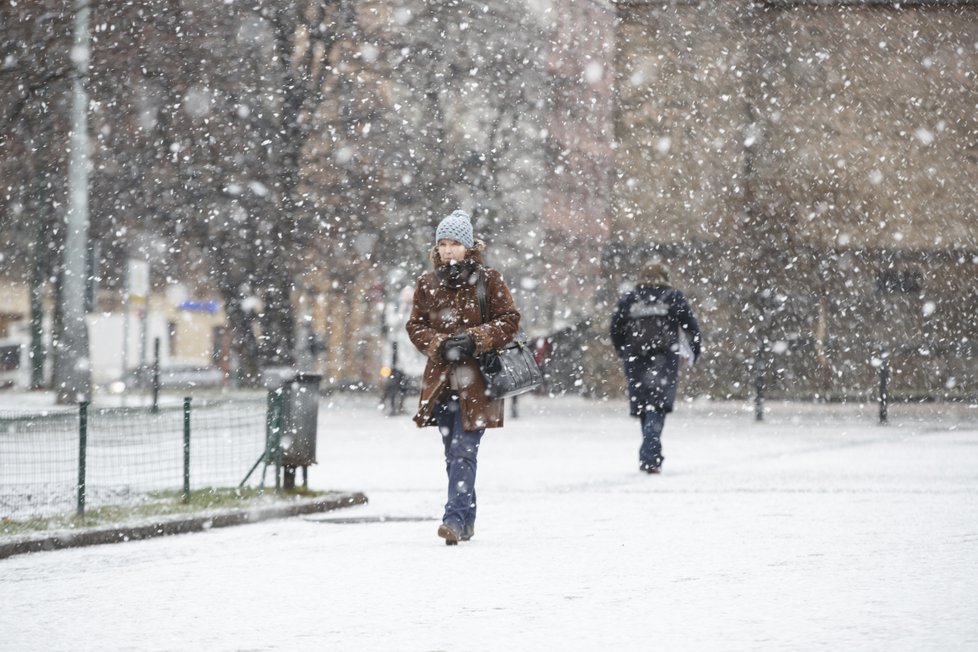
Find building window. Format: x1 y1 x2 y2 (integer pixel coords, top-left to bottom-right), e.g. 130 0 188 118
876 269 921 295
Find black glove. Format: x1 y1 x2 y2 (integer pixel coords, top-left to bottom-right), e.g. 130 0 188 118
439 333 476 362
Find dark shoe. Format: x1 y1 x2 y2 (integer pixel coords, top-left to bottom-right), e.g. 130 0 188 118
437 522 461 545
640 463 661 474
461 523 475 542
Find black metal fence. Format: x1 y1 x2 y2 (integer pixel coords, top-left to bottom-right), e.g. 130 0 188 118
0 397 273 522
752 339 978 423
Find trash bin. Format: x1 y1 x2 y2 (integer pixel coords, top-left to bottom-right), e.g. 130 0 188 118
267 371 322 489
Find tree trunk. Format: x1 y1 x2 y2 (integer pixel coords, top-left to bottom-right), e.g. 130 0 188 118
219 284 262 388
258 263 296 369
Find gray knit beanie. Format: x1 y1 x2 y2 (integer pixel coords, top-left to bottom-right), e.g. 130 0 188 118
435 210 474 249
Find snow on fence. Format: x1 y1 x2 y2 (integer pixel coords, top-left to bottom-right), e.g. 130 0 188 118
0 398 271 522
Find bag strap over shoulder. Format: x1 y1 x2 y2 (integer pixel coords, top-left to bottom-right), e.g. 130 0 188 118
476 271 488 324
476 269 524 344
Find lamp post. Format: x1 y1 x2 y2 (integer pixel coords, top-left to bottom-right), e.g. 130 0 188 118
54 0 93 404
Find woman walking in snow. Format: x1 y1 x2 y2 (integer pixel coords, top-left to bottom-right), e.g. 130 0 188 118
610 261 701 474
406 210 521 545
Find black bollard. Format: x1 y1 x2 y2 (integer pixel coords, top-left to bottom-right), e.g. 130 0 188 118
754 339 766 422
878 347 889 425
151 337 161 413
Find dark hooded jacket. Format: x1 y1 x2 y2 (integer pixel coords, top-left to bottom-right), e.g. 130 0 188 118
610 282 701 415
406 241 520 430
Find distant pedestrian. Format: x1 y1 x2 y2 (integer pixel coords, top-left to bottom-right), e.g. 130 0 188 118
381 366 407 416
406 210 521 545
610 261 701 474
533 337 553 393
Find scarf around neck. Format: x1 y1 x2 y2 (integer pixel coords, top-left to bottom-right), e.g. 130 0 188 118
436 259 481 289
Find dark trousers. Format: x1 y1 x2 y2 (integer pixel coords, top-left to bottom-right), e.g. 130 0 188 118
436 397 484 530
639 409 666 468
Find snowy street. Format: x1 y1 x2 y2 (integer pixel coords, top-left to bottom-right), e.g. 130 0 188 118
2 394 977 651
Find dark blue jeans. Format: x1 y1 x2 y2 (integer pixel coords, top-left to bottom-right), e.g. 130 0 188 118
639 409 666 468
436 397 484 530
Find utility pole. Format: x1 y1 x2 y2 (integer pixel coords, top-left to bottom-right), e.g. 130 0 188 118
30 211 46 389
54 0 92 403
30 82 53 390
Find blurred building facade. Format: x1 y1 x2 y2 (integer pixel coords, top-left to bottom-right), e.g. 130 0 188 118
2 0 975 400
610 0 978 400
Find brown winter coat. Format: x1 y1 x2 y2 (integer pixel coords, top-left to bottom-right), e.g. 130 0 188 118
406 242 521 430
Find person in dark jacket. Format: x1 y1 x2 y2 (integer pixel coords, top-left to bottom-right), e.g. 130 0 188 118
610 261 701 474
406 210 521 545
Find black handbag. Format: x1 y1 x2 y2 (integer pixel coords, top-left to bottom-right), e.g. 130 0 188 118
475 273 543 399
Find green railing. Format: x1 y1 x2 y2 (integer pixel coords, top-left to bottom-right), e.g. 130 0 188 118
0 396 278 522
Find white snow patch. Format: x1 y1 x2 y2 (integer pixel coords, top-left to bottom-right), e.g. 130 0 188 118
4 396 977 650
183 87 211 118
584 61 604 84
915 127 935 145
240 295 260 312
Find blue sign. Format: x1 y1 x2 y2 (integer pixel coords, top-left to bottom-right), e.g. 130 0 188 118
178 300 221 314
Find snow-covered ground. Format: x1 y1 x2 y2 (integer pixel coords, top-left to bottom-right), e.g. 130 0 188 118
1 393 977 651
